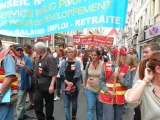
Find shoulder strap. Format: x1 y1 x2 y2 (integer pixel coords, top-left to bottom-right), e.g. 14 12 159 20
87 62 91 70
105 73 113 83
85 61 91 80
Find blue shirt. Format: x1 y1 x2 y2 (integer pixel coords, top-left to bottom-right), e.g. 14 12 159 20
18 55 33 90
3 54 16 76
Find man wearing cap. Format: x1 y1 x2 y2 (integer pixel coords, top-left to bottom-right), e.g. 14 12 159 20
14 44 33 120
99 47 131 120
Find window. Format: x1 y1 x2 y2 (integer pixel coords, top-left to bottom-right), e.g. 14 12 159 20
153 0 155 15
145 8 148 25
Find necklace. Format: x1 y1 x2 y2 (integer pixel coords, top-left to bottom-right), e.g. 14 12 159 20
92 61 99 69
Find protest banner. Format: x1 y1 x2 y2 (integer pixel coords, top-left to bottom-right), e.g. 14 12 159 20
73 34 114 46
38 35 51 41
73 35 84 45
0 0 128 37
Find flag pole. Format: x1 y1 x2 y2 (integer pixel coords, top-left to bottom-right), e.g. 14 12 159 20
111 29 122 104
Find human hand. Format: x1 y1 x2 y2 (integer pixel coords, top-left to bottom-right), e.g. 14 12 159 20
19 59 26 68
143 68 154 83
113 72 119 78
67 82 73 87
108 90 114 97
48 85 54 94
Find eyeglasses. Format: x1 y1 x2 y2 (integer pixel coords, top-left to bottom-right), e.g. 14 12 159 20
16 49 23 52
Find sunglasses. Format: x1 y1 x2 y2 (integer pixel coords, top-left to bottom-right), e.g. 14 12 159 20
16 49 23 52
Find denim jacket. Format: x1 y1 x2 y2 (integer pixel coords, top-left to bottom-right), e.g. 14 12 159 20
59 59 81 88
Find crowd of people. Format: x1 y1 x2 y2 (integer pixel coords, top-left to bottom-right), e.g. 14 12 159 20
0 40 160 120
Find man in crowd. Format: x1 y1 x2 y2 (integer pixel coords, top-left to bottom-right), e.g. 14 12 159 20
14 44 33 120
34 42 57 120
106 45 116 62
133 42 160 83
0 47 18 120
129 48 139 63
23 43 37 110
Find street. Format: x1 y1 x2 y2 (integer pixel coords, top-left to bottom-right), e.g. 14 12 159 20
24 86 135 120
24 86 87 120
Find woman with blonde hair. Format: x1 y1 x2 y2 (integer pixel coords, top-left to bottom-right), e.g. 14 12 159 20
125 51 160 120
59 47 81 120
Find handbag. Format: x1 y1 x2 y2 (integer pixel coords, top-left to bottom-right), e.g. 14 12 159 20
64 85 78 96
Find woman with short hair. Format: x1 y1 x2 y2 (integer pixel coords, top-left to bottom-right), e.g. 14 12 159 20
59 47 81 120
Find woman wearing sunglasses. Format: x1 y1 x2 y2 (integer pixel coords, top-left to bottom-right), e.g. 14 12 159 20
125 51 160 120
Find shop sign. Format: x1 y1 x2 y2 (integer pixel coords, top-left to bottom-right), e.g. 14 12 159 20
145 23 160 39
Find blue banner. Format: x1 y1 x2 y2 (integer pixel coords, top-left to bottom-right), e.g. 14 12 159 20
0 0 128 37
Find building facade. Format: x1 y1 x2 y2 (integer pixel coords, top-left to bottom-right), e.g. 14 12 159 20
124 0 160 58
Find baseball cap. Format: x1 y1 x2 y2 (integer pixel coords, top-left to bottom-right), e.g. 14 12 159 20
14 44 23 50
119 47 127 54
112 47 127 56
